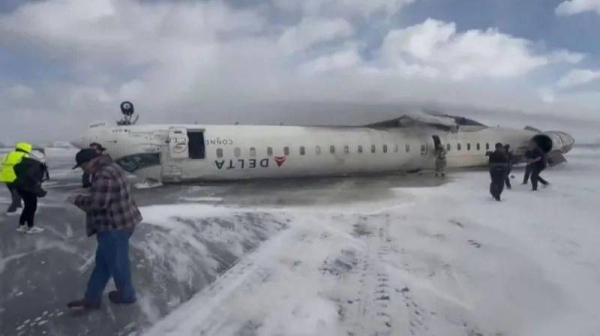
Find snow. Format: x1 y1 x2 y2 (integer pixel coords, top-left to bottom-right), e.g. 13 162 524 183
142 146 600 336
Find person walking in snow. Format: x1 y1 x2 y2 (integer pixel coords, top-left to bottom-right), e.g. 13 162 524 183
488 143 509 201
434 144 447 177
525 141 549 191
0 142 32 215
67 148 142 309
12 149 49 233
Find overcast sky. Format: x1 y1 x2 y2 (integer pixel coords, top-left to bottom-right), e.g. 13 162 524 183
0 0 599 144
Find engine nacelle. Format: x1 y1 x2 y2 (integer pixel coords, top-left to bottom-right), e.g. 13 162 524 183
531 131 575 154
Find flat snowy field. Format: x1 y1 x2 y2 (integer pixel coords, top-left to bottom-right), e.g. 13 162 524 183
137 147 600 336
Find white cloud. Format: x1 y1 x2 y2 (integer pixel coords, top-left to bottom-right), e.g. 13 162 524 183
556 0 600 16
0 0 597 143
378 19 552 80
272 0 416 17
8 84 35 99
278 17 354 54
549 50 586 64
556 69 600 88
539 88 556 103
299 46 362 75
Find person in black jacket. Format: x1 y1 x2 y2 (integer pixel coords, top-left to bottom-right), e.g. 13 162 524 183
13 153 49 233
525 142 549 191
488 143 509 201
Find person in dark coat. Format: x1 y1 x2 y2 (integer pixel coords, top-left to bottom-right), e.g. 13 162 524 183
434 144 447 177
503 144 513 189
12 152 49 233
525 142 549 191
488 143 509 201
67 148 142 310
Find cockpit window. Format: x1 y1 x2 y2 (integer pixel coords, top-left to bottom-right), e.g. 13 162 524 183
115 153 160 173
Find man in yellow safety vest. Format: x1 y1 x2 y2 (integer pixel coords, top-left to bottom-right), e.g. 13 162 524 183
0 142 32 215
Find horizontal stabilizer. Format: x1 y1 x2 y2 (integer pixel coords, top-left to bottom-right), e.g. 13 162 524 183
547 151 567 167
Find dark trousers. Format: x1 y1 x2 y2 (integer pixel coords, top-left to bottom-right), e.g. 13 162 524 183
490 168 506 200
505 167 512 189
17 189 37 228
6 183 22 212
85 229 136 304
530 166 548 191
523 164 532 184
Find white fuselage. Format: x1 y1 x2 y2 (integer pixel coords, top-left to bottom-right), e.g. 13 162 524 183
72 122 573 183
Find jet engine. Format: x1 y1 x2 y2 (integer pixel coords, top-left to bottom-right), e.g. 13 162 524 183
529 131 575 166
530 131 575 154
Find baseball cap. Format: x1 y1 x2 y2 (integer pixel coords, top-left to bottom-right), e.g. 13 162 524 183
72 148 100 169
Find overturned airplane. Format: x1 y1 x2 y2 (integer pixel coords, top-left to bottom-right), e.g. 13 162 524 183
71 102 575 183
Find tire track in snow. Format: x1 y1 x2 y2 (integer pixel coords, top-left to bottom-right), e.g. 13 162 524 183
338 214 434 336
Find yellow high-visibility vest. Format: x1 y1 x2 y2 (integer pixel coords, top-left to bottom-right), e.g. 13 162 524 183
0 142 32 183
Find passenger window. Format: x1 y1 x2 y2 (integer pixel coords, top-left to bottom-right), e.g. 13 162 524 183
358 145 363 153
300 146 305 155
467 143 471 151
476 143 480 151
330 145 335 154
316 146 321 155
457 143 461 151
394 144 399 153
234 147 241 157
284 147 290 156
383 145 388 153
405 144 410 152
371 145 376 153
217 148 223 158
267 147 273 156
344 145 349 154
486 143 490 150
249 147 256 158
447 143 451 151
421 144 426 153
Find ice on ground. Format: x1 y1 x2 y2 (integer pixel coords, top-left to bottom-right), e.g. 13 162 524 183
143 147 600 336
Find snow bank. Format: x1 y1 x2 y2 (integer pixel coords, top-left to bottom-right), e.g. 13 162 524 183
141 147 600 336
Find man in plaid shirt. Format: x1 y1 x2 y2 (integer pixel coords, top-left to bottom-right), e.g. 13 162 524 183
67 148 143 309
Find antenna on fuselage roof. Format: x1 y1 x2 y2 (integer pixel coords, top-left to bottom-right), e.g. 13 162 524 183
116 101 139 126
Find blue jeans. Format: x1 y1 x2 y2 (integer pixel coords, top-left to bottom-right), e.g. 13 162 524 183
85 229 136 304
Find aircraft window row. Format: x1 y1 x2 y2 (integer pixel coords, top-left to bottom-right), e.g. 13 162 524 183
215 144 414 157
217 142 496 158
447 143 490 152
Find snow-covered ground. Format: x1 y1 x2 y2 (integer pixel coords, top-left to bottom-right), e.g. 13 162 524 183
139 146 600 336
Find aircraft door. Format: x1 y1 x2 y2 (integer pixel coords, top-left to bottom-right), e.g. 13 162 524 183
168 127 189 159
432 135 441 148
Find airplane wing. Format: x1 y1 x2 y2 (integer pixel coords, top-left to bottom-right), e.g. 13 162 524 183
364 111 486 131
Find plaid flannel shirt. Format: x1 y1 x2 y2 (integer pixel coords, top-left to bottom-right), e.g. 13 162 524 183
75 155 142 236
